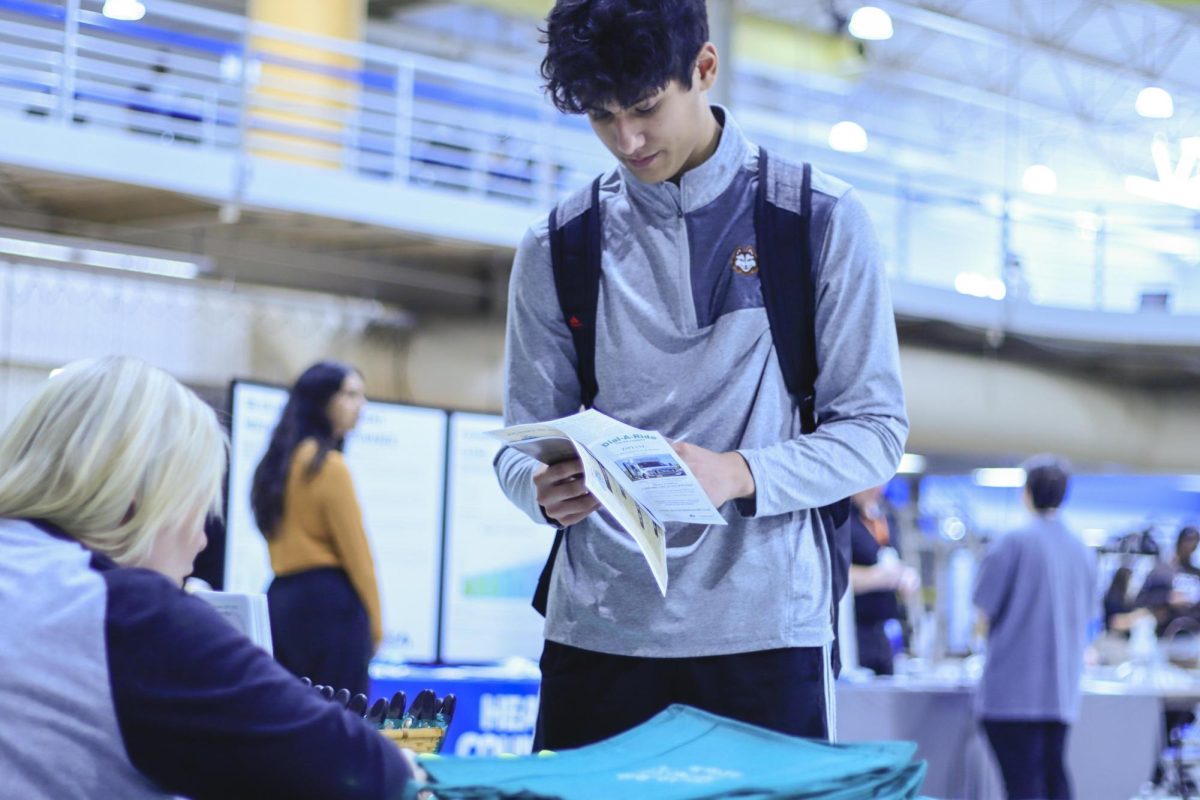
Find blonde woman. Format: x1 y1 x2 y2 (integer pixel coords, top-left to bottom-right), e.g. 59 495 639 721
0 357 412 800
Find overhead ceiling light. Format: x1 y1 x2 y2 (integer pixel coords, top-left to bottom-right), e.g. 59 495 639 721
1021 164 1057 195
848 6 894 40
954 272 1006 300
972 468 1026 488
0 229 209 280
897 453 927 474
102 0 146 21
829 120 868 153
1135 86 1174 119
1073 211 1102 233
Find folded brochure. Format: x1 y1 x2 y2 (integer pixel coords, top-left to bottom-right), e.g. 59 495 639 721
488 409 726 595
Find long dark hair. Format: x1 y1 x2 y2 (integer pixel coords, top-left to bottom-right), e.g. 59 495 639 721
250 361 359 539
1105 567 1132 605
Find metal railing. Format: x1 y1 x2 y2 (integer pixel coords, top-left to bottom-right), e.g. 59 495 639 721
0 0 1196 316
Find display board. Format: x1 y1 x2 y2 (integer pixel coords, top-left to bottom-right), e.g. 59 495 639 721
919 473 1200 544
440 412 548 663
225 381 447 662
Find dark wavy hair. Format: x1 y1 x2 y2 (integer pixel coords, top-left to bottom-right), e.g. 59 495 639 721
250 361 360 539
540 0 709 114
1022 454 1071 512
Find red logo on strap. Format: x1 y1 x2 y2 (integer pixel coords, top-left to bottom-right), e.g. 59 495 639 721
568 315 584 329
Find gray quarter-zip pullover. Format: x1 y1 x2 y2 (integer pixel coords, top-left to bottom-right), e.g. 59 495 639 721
495 108 908 657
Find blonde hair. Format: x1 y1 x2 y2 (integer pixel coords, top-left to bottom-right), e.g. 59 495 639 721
0 356 228 567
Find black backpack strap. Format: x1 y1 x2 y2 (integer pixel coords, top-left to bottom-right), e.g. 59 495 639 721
754 148 818 434
531 531 562 617
548 176 603 409
533 177 603 617
756 147 852 675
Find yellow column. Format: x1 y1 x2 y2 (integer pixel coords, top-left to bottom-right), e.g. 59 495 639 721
247 0 366 168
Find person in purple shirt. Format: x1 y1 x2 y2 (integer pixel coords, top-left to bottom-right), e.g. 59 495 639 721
973 454 1097 800
0 356 416 800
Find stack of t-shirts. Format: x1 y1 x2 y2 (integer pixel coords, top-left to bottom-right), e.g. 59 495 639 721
417 704 926 799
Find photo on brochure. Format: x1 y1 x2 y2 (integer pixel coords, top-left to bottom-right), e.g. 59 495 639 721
487 409 727 596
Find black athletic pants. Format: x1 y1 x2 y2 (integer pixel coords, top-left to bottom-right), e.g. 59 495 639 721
855 620 894 676
533 640 830 751
982 719 1071 800
267 567 373 696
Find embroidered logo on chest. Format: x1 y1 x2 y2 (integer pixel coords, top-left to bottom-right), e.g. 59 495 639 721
730 245 758 276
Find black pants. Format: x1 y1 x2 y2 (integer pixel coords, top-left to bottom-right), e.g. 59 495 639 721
267 568 372 696
982 719 1071 800
855 621 894 676
533 640 830 751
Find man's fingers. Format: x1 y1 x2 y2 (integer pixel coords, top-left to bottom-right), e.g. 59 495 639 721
555 476 590 499
538 476 592 507
534 458 599 526
550 492 599 517
543 458 585 482
554 495 602 526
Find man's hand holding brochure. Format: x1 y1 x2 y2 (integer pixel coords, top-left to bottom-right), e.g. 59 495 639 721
488 409 726 596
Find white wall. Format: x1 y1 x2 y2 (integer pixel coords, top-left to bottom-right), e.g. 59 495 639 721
0 258 1196 472
0 259 416 423
403 321 1200 472
900 346 1200 471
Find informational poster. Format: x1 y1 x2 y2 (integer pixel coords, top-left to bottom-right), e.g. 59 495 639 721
919 473 1200 543
440 412 550 663
225 381 446 662
225 383 289 598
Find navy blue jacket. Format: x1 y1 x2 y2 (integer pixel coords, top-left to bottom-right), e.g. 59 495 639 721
0 518 411 799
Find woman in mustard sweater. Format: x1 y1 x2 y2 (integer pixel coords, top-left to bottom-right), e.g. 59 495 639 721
251 361 381 695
